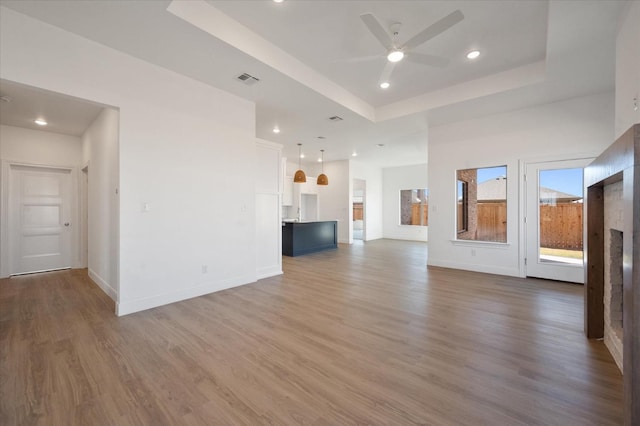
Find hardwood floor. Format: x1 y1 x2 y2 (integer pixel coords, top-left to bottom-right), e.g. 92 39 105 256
0 240 623 425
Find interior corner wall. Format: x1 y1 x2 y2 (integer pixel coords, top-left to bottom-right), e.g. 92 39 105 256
615 0 640 139
82 108 119 301
428 91 614 277
382 164 428 242
317 160 351 243
351 160 383 241
0 7 258 315
0 124 83 277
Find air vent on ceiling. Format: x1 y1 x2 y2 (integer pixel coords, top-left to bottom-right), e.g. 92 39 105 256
236 73 260 86
328 115 343 122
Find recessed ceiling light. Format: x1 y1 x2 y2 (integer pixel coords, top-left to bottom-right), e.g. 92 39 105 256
317 136 326 139
376 144 385 147
273 0 284 3
273 126 280 133
300 153 305 159
317 158 322 163
379 82 390 89
387 50 404 63
352 152 358 157
466 50 480 60
34 119 47 126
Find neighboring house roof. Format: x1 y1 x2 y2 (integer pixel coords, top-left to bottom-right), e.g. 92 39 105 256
477 177 581 202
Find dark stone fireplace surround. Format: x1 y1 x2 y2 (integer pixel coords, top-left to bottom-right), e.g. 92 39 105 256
584 124 639 426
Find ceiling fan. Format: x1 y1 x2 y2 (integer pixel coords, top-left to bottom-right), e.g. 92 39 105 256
359 10 464 87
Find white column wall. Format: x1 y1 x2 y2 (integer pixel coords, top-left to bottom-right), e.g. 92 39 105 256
255 140 283 279
82 108 119 300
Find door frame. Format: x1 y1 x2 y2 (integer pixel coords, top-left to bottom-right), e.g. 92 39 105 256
0 160 80 277
353 178 366 242
518 152 600 279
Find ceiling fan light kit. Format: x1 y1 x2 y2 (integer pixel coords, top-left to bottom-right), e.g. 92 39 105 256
360 9 464 88
466 50 480 59
387 50 404 62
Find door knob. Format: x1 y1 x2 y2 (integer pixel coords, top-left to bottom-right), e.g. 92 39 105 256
64 222 70 227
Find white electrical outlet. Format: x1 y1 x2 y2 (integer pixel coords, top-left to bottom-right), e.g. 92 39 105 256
471 249 477 256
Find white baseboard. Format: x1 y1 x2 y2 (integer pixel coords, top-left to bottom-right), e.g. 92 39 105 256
257 266 283 280
116 274 256 317
88 268 117 301
382 235 428 242
427 259 521 278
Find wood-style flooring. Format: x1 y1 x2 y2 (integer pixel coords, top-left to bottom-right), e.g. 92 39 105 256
0 240 623 425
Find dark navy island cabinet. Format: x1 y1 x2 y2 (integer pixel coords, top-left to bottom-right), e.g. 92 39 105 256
282 221 337 257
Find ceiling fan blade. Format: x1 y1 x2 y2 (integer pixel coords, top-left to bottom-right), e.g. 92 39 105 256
340 54 384 64
406 53 450 67
403 10 464 50
378 61 397 85
360 13 394 51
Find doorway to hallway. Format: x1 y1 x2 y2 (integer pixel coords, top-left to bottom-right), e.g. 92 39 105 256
353 179 365 241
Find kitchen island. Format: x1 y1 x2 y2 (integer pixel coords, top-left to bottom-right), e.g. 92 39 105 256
282 220 337 257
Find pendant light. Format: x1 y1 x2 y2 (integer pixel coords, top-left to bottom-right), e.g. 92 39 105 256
294 143 306 183
317 149 328 185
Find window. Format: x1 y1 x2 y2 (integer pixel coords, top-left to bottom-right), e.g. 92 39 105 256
400 189 428 226
456 166 507 242
457 180 468 232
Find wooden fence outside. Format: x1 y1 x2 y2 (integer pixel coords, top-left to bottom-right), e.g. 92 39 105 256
411 203 428 226
539 203 583 250
353 203 363 221
477 203 507 242
477 202 583 249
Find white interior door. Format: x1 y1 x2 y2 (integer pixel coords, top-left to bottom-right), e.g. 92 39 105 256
9 165 73 275
525 159 591 283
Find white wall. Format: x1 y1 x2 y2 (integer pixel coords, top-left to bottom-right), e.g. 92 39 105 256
428 91 614 277
0 124 83 277
0 124 82 166
0 7 263 315
615 0 640 138
255 140 282 279
317 160 351 243
351 160 383 241
82 108 119 300
382 164 428 242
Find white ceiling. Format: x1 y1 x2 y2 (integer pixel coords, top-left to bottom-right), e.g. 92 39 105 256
210 0 549 107
0 0 626 167
0 79 105 136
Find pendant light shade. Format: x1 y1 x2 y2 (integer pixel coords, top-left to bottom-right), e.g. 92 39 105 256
317 149 328 186
294 143 306 183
